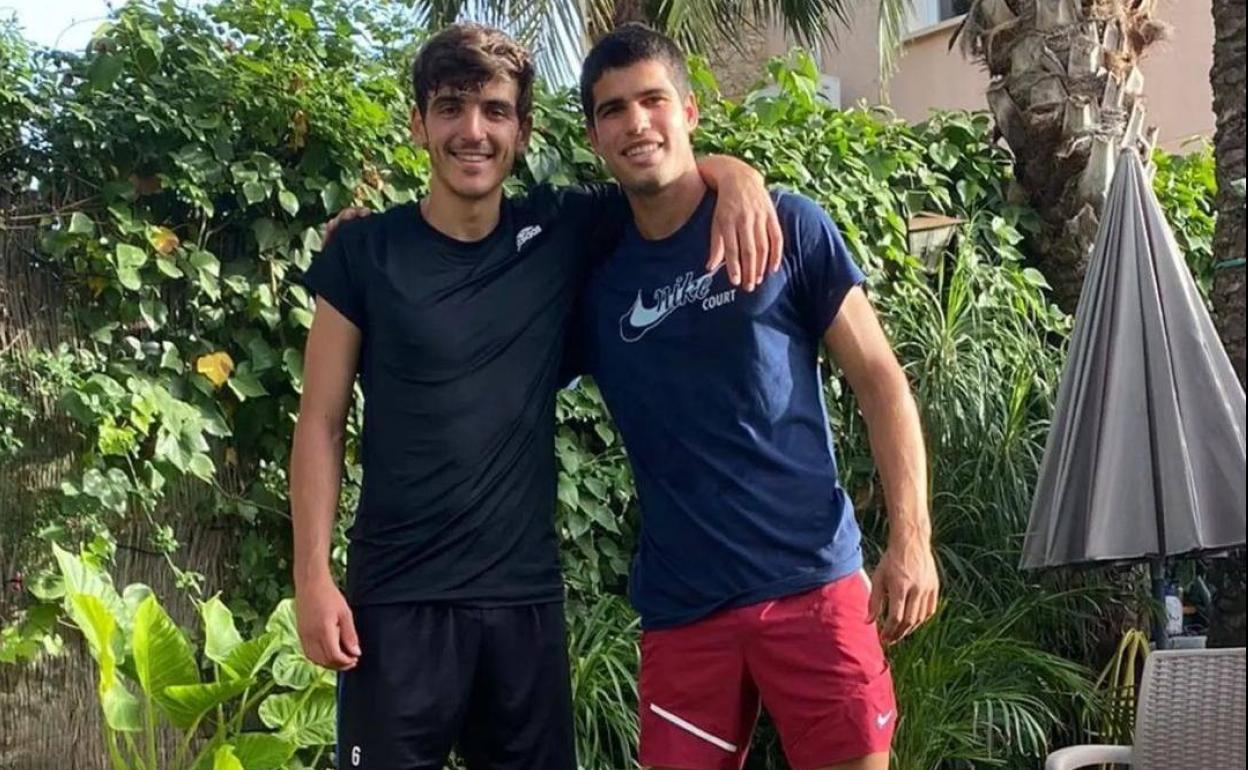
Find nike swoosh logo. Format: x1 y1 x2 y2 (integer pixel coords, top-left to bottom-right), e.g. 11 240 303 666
617 267 724 343
876 710 895 729
620 291 674 342
626 291 670 328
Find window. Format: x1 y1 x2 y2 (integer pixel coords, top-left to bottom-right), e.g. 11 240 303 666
907 0 971 33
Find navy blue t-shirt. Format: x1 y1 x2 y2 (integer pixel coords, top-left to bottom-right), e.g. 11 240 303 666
302 184 624 607
576 190 867 629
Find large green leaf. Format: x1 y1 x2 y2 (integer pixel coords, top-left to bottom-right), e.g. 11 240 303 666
67 591 119 658
221 633 278 682
139 297 169 331
69 594 142 732
100 675 144 733
271 650 333 690
159 678 253 730
264 599 299 649
114 243 148 291
122 583 154 626
233 732 298 770
227 367 269 400
69 211 95 235
201 595 245 664
132 595 200 705
213 744 244 770
54 545 128 629
87 52 124 91
257 688 337 747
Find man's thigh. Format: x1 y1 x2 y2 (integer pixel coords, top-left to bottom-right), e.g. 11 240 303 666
337 602 483 770
638 611 758 770
457 602 578 770
747 574 897 770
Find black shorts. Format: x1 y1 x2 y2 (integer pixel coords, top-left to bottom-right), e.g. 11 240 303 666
336 601 576 770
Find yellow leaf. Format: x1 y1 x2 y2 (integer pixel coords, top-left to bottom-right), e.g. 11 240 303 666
87 277 108 297
148 226 180 255
196 352 234 388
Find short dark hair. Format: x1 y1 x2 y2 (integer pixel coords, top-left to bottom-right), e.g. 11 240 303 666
411 23 535 122
579 23 690 123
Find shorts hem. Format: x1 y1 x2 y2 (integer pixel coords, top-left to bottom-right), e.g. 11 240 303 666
790 747 891 770
637 752 740 770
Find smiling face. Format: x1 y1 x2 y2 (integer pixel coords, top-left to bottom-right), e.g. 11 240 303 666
586 59 699 197
411 75 531 203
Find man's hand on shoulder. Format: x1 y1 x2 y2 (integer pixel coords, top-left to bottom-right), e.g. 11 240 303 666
323 206 373 247
697 155 783 292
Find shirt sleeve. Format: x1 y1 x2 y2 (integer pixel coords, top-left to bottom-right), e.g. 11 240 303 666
782 192 867 338
301 220 367 330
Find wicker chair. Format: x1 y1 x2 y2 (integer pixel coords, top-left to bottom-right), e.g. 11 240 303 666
1047 647 1245 770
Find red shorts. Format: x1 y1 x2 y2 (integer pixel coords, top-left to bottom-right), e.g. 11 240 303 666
638 571 896 770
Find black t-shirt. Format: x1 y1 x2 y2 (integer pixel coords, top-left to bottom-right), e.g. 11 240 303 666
302 184 624 607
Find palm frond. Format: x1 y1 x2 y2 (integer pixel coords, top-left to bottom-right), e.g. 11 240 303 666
875 0 911 81
406 1 917 88
404 0 591 84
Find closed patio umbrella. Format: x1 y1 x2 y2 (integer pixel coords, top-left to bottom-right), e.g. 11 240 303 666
1021 149 1246 647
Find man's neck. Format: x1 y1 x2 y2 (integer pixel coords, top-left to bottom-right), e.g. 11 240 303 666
627 168 707 241
420 179 504 242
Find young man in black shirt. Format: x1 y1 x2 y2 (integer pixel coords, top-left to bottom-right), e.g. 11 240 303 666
290 23 780 770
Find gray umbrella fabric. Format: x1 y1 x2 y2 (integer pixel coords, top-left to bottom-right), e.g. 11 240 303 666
1022 149 1246 570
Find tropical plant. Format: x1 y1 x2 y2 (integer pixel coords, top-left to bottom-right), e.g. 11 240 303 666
50 543 336 770
953 0 1171 313
566 594 642 770
887 596 1103 770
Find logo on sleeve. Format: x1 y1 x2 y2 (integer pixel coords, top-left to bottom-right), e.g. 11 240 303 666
619 268 737 342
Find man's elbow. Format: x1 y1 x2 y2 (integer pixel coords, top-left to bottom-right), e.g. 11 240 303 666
854 357 914 413
292 408 347 453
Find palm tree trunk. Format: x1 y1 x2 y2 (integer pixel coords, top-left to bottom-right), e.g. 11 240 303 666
1206 0 1246 651
612 0 648 26
958 0 1169 313
1211 0 1245 388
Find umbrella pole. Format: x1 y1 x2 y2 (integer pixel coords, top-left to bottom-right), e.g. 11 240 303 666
1150 556 1170 650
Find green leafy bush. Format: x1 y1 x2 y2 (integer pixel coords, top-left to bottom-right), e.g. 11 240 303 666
1152 142 1216 296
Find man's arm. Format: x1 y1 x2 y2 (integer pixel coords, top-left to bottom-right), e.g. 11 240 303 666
696 155 784 293
290 300 362 670
824 287 938 644
321 157 781 291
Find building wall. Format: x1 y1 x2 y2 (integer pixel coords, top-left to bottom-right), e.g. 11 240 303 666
735 0 1217 152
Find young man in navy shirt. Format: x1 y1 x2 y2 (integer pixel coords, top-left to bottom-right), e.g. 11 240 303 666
291 23 782 770
572 25 939 770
